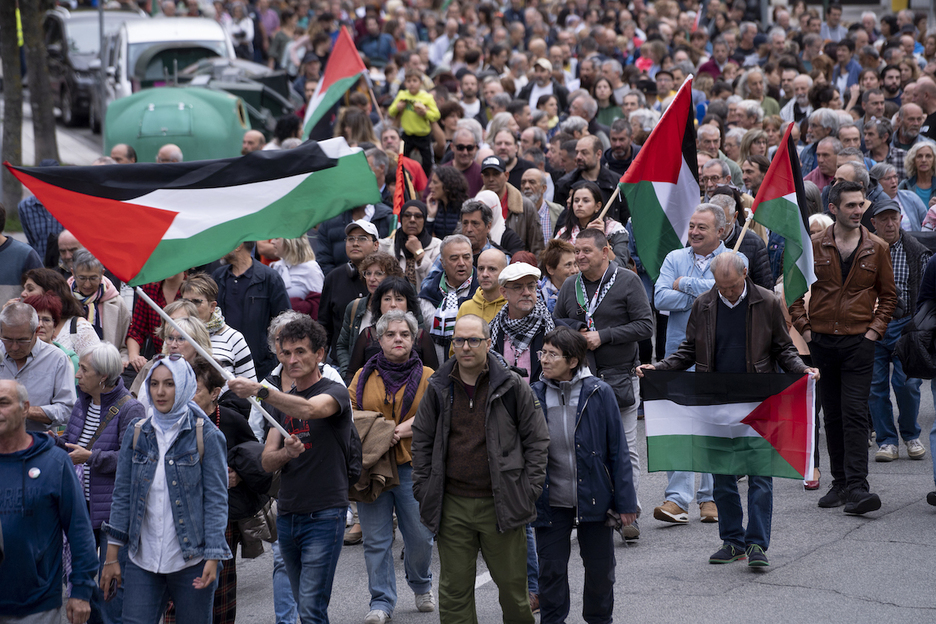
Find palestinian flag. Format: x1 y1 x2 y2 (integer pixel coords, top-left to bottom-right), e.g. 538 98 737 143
302 26 367 139
751 122 816 307
5 138 380 286
393 154 428 215
619 76 700 282
643 370 815 480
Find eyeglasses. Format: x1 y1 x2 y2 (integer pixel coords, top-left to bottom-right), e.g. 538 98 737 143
182 297 206 306
452 337 484 348
154 353 184 361
163 336 188 344
346 235 374 244
700 175 726 185
363 270 386 279
454 143 477 152
402 212 424 220
504 282 538 293
536 350 567 362
0 336 33 346
75 275 101 282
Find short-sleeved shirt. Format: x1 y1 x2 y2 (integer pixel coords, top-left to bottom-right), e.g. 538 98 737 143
271 377 352 515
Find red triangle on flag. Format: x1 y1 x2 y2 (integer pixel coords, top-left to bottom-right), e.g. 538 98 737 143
318 27 366 94
740 375 810 477
750 122 797 215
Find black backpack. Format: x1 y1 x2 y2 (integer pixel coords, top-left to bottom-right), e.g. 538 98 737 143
895 299 936 379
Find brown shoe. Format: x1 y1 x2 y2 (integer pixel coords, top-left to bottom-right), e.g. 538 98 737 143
652 500 689 524
343 523 362 545
700 501 718 523
529 593 540 614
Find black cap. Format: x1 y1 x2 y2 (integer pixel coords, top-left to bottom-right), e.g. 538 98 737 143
481 155 506 173
871 198 901 217
302 52 320 65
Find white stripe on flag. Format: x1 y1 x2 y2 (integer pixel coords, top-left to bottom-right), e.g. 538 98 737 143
652 158 700 245
644 400 762 438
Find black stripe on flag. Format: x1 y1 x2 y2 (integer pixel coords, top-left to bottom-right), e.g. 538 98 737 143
641 370 803 406
8 140 337 201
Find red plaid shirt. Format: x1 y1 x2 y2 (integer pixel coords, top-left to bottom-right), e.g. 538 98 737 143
126 281 181 354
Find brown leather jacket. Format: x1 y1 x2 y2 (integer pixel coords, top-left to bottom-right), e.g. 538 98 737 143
654 279 809 374
503 183 545 256
789 225 897 339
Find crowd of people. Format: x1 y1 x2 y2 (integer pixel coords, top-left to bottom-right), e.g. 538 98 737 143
4 0 936 623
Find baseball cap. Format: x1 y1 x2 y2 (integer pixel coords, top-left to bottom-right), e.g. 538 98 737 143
498 262 542 286
871 199 900 217
481 155 506 173
345 219 379 239
534 58 553 72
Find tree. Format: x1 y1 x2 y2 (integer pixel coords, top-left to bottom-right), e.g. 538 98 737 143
0 1 24 213
19 0 59 164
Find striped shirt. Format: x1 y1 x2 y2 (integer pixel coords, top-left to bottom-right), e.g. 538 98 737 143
76 403 101 500
211 325 257 382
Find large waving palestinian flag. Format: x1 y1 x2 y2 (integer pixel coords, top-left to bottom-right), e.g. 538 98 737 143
619 76 700 282
643 370 815 479
5 138 380 286
751 122 816 307
302 26 367 139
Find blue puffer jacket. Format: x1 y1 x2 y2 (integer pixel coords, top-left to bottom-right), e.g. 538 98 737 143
531 371 638 526
56 378 145 528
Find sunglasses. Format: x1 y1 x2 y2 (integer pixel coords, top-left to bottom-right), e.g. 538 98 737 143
454 144 477 152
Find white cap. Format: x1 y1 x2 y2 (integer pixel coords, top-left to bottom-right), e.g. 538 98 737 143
345 219 379 239
498 262 542 286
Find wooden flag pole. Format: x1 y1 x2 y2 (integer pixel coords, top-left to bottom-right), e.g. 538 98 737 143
369 85 385 123
596 185 621 221
134 287 290 439
731 218 751 254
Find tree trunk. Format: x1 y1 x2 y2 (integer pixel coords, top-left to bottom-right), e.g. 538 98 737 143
0 0 24 214
19 0 60 164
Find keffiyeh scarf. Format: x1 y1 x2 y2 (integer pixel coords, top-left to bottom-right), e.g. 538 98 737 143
72 283 105 336
489 300 555 357
429 273 471 342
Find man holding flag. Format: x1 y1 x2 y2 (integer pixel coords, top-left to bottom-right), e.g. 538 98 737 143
790 180 897 516
639 252 818 567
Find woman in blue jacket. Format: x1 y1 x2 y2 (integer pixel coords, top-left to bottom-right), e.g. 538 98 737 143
531 327 638 624
100 355 232 624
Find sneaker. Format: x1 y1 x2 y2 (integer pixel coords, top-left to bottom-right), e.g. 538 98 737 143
709 543 746 564
843 490 881 515
927 492 936 506
414 592 435 613
653 500 689 524
875 444 898 462
818 485 847 508
906 439 926 460
344 523 363 545
746 544 769 568
363 610 390 624
619 519 640 540
700 501 718 523
529 593 540 614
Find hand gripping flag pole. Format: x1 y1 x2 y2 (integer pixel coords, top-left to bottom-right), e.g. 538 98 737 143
135 287 290 438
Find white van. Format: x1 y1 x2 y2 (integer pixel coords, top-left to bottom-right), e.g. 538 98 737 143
92 17 235 131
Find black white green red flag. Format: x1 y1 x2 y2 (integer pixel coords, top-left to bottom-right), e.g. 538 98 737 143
751 122 816 306
618 76 700 282
5 138 380 286
642 370 816 480
302 26 367 138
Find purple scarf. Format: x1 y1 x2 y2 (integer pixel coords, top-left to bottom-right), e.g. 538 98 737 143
356 350 423 420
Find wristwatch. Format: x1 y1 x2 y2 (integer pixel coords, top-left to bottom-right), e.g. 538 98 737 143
415 248 424 256
256 386 270 400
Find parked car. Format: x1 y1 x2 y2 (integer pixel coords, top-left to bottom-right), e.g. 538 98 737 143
43 6 147 127
104 86 250 163
91 17 235 133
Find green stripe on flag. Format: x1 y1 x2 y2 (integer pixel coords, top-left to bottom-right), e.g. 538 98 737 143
647 434 803 479
753 196 808 306
621 180 683 283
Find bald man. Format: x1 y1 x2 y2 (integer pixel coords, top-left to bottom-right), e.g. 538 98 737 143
156 144 183 163
917 77 936 142
241 130 266 154
456 248 508 324
110 143 136 164
57 230 82 274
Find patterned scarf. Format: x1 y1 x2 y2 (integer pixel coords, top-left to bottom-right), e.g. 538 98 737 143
429 272 471 341
356 350 423 420
206 307 225 334
72 282 105 335
574 265 617 331
489 299 555 358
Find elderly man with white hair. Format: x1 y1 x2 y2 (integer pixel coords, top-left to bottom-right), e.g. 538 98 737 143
780 74 814 123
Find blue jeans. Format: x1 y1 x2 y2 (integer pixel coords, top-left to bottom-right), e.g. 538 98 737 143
121 559 217 624
712 474 772 550
664 471 714 510
525 525 538 594
870 316 922 447
271 539 298 624
89 538 127 624
277 508 345 624
357 464 433 615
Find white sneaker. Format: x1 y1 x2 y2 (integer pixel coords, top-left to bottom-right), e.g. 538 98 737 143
875 444 898 462
907 439 926 460
363 610 390 624
415 592 435 612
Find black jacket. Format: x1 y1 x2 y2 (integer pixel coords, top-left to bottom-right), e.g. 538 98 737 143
554 165 627 230
319 263 369 360
518 80 569 112
895 231 931 320
723 221 774 290
313 204 394 276
601 143 641 177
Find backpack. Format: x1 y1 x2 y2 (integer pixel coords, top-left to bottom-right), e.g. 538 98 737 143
896 299 936 379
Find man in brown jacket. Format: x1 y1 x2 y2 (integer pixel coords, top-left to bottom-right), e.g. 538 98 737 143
789 180 897 516
481 155 546 256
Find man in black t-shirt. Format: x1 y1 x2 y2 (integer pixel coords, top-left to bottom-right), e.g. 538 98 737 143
229 316 352 622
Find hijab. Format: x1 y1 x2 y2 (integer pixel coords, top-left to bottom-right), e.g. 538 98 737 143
143 355 206 426
394 200 433 259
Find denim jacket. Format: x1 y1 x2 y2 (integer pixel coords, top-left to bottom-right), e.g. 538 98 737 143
103 410 232 563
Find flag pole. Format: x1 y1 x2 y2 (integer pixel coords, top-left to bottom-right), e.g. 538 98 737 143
369 85 385 123
731 219 751 254
596 185 620 221
134 286 290 439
